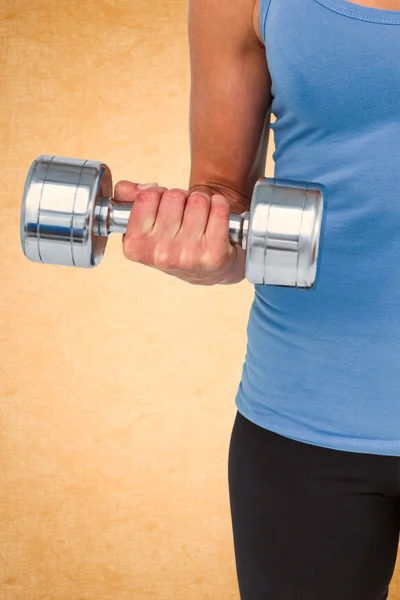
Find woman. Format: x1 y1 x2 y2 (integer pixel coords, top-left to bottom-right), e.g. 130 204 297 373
115 0 400 598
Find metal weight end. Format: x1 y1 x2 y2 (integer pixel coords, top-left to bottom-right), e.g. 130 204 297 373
20 155 113 268
246 178 324 289
20 157 39 260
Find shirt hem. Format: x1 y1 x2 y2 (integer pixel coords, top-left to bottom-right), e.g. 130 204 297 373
235 396 400 457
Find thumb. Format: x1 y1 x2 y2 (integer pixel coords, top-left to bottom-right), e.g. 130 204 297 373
113 180 159 203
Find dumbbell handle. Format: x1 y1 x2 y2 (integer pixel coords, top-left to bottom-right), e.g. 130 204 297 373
94 197 250 249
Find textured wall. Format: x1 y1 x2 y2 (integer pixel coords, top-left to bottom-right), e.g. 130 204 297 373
1 1 258 598
1 1 399 599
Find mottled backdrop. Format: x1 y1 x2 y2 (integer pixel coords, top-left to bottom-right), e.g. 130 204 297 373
1 1 398 599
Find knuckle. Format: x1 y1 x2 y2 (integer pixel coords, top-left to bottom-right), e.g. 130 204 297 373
187 192 210 209
123 241 142 263
164 188 188 201
153 242 172 268
201 250 224 269
123 231 149 264
179 249 197 271
138 188 161 202
211 201 230 220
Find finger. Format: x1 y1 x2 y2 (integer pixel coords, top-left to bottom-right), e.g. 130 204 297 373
204 194 232 248
114 180 140 203
114 180 160 203
153 188 188 238
126 186 167 237
179 191 211 242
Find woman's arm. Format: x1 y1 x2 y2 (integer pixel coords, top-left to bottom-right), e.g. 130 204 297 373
188 0 272 214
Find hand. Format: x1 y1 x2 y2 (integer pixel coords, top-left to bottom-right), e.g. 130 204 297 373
113 181 246 286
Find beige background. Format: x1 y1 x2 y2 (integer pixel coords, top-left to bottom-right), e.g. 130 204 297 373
1 1 399 598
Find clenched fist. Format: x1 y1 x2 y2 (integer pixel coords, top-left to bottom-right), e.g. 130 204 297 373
113 181 246 286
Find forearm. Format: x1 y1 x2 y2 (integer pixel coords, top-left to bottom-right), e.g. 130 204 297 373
188 0 272 284
188 108 271 215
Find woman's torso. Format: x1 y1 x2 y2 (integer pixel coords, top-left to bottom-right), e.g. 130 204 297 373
236 0 400 455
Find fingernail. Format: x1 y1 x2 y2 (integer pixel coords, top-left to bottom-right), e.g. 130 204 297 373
138 182 159 190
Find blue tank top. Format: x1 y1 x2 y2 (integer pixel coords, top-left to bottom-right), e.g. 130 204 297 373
235 0 400 455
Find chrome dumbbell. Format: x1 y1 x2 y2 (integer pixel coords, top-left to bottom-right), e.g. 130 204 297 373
20 155 324 288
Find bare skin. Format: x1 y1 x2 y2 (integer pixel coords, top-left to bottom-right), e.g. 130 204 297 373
114 0 271 286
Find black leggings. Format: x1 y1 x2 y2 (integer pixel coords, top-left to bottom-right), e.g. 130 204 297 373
228 410 400 600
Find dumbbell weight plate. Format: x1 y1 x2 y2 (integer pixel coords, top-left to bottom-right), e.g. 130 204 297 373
20 155 324 288
247 178 324 288
21 155 112 267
